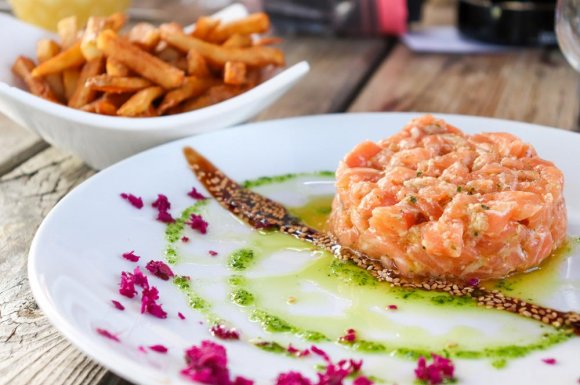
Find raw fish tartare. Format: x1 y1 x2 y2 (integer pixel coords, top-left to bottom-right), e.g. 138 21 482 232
328 115 567 280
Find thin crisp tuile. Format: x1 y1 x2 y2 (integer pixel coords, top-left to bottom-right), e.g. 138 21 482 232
182 146 580 335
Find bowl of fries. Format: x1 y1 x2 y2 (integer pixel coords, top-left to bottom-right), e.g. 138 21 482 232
0 4 309 169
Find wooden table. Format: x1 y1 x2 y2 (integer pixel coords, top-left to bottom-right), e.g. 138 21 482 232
1 4 579 384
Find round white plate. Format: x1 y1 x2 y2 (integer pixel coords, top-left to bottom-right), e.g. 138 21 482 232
29 113 580 385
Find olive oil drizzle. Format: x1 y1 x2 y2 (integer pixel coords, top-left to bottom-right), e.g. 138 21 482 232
182 146 580 335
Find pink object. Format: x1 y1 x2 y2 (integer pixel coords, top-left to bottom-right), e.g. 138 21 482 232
149 344 168 353
111 300 125 311
120 193 143 209
376 0 407 36
178 312 186 320
146 260 174 280
96 328 120 342
122 250 140 262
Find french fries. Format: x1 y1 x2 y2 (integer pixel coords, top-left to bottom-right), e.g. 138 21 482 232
160 29 284 67
97 30 185 89
85 75 152 93
223 61 247 85
31 41 86 77
36 39 66 101
186 50 210 77
13 10 284 118
207 13 270 43
158 77 216 114
128 23 161 51
12 56 60 102
106 57 130 77
117 86 164 117
68 57 105 108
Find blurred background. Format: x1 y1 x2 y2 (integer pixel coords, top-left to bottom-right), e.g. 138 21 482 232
0 0 576 50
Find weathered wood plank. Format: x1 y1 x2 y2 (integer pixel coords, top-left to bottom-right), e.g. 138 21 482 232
0 114 47 176
0 36 388 385
0 149 99 385
256 37 389 121
349 44 580 131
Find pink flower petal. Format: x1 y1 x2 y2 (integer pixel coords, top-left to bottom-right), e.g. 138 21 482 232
188 187 206 200
339 328 357 343
120 193 143 209
387 304 398 310
353 376 373 385
149 344 168 353
122 250 140 262
542 358 557 365
209 250 218 256
287 345 310 357
111 300 125 311
178 312 186 320
414 354 455 385
96 328 120 342
182 236 190 242
119 271 137 298
210 324 240 340
140 286 167 319
146 260 174 281
186 213 209 234
275 372 313 385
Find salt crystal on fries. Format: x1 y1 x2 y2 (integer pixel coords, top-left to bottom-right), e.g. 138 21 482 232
85 75 152 93
117 86 164 117
97 30 185 89
12 56 60 103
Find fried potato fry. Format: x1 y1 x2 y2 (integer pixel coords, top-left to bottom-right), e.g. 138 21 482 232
85 74 152 93
207 13 269 43
68 57 105 108
160 30 284 67
31 42 86 77
181 84 243 112
156 46 182 63
62 67 81 100
117 86 164 117
158 77 216 114
105 12 127 31
222 34 253 48
81 97 117 115
57 16 79 49
97 30 185 89
128 22 161 51
254 36 283 46
223 61 246 85
106 57 130 77
12 56 59 102
186 49 210 77
159 22 184 35
191 16 219 40
81 16 107 60
36 39 65 101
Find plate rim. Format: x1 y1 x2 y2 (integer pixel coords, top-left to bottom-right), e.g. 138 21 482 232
27 112 580 385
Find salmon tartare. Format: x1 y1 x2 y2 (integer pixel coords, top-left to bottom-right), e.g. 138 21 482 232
328 115 567 281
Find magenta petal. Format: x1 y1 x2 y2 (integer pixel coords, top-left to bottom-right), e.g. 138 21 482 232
120 193 143 209
149 344 168 353
96 328 120 342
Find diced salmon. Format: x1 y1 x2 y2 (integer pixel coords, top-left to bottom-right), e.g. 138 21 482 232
328 115 567 281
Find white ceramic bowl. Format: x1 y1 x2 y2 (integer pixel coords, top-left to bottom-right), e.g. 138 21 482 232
0 5 309 169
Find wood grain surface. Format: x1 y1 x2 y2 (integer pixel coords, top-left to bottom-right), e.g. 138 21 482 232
349 44 580 131
0 38 388 385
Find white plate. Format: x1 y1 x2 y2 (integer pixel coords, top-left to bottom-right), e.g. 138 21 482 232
29 113 580 385
0 5 309 169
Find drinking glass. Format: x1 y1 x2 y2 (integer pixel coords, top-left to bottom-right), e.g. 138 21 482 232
555 0 580 72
